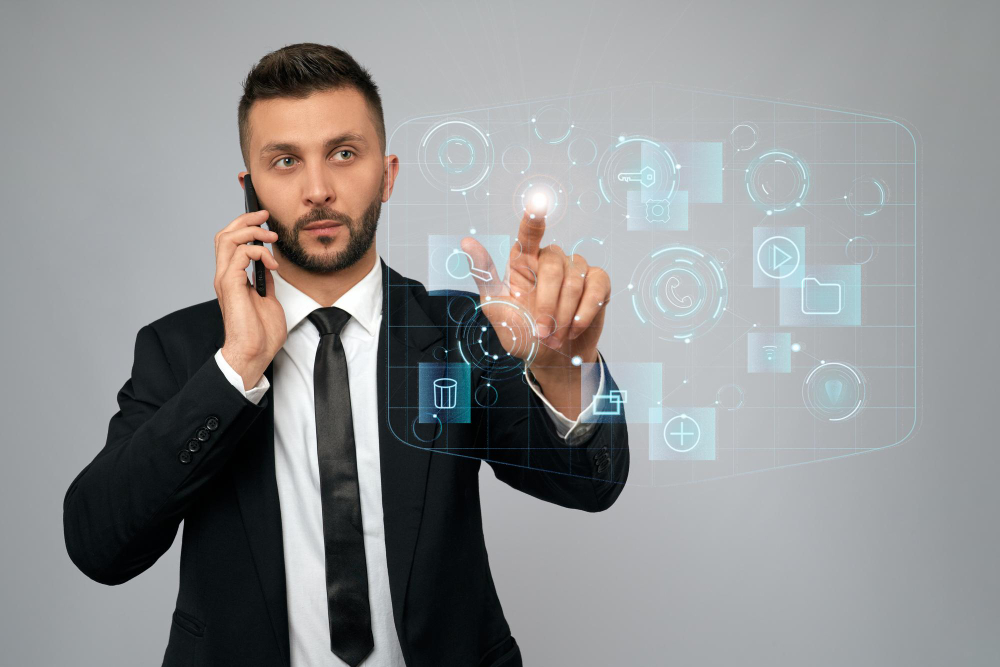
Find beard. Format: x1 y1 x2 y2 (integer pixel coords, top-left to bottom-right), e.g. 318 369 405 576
268 173 384 274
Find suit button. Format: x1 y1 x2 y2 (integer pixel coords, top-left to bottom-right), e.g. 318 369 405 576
205 416 220 431
186 439 201 453
178 450 192 464
195 428 211 442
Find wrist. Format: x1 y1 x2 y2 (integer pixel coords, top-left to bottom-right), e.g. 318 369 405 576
221 346 266 391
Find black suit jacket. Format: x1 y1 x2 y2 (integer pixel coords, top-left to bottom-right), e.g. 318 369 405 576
63 260 630 667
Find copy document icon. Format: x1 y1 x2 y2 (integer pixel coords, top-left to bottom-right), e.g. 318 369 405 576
801 276 842 315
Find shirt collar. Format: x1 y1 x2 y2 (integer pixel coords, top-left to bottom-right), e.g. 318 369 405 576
271 255 383 338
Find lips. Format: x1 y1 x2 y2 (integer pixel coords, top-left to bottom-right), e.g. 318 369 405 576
303 220 344 230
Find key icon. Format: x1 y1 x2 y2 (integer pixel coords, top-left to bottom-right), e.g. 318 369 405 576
616 166 656 187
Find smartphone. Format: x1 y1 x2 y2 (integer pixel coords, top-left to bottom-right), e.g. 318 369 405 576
243 173 267 297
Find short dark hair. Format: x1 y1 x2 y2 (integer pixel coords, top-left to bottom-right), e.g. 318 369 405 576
238 43 385 169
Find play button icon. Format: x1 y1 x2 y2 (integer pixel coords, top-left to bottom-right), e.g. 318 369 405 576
757 235 801 280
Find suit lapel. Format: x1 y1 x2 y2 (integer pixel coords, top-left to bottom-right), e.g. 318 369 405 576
231 260 443 665
377 260 444 642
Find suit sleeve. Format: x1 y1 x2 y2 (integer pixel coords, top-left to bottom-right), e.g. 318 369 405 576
477 352 629 513
62 324 270 585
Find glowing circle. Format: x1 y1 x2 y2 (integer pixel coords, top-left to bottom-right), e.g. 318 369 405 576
418 119 493 193
845 236 877 264
846 176 889 217
745 149 810 213
756 235 801 280
456 300 538 381
730 122 759 151
629 245 728 340
596 135 678 207
715 384 745 410
501 145 532 174
567 137 598 165
663 415 702 453
803 362 866 422
513 175 565 226
532 106 573 144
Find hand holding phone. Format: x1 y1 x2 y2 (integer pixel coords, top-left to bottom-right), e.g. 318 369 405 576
243 174 268 297
211 176 285 390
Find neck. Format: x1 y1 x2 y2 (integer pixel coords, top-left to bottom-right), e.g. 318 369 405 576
275 245 378 307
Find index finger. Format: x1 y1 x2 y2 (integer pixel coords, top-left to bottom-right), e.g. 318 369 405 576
513 194 547 259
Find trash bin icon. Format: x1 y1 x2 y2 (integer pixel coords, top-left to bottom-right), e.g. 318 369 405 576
433 377 458 409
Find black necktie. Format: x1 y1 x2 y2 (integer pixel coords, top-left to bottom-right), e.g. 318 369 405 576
307 306 374 666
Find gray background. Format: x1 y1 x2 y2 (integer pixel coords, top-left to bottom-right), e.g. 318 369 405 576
2 0 996 664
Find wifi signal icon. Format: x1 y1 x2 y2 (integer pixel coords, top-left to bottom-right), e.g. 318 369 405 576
763 345 778 362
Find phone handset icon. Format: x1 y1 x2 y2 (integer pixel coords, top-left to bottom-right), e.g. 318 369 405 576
664 275 694 310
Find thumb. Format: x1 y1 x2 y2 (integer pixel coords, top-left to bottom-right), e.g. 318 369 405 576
459 237 505 300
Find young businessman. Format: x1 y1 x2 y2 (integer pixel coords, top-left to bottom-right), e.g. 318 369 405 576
63 43 629 667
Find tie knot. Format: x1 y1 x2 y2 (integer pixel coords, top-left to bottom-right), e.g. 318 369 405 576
308 306 352 336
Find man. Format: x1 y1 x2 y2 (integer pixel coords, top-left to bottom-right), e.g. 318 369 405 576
63 43 629 667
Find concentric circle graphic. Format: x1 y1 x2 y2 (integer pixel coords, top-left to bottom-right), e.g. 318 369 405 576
745 149 810 213
597 135 678 207
418 119 493 193
803 362 867 422
845 236 877 264
629 245 728 340
456 300 538 381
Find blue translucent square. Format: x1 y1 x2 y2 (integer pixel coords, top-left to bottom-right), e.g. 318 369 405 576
748 332 792 373
664 141 723 203
649 407 716 461
582 362 662 424
753 227 805 287
419 363 471 424
627 189 688 231
779 265 862 326
427 235 510 292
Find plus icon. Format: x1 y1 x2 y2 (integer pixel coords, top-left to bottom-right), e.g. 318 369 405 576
663 414 701 453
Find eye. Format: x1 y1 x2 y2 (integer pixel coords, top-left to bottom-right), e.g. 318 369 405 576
274 157 297 169
333 150 354 161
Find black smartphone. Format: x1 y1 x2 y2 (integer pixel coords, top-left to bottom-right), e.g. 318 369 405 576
243 173 267 297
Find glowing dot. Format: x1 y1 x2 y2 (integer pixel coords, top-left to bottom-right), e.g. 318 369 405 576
682 379 688 384
571 355 582 366
501 321 507 327
493 354 498 360
470 228 476 234
482 326 487 331
753 323 757 327
531 117 536 122
432 413 437 418
791 343 801 352
676 164 683 169
529 213 535 219
598 301 603 306
486 382 491 386
570 124 575 128
574 315 580 321
684 338 691 344
485 296 491 301
627 283 634 289
766 210 773 216
514 291 521 297
531 191 548 211
618 135 625 142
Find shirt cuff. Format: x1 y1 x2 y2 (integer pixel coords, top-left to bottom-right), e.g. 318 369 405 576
215 348 270 405
525 351 606 446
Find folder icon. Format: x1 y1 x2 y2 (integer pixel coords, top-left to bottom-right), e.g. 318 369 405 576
801 276 842 315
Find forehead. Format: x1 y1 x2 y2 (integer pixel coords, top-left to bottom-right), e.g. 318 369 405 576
249 87 376 148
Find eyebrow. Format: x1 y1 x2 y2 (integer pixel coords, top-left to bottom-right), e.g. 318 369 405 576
258 132 368 159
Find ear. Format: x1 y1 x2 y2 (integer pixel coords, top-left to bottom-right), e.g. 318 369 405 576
238 171 249 190
382 154 400 202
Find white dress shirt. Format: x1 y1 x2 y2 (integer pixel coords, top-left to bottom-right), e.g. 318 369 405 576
213 256 604 666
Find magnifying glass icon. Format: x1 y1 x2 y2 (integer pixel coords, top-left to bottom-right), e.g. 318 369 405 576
446 249 493 282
